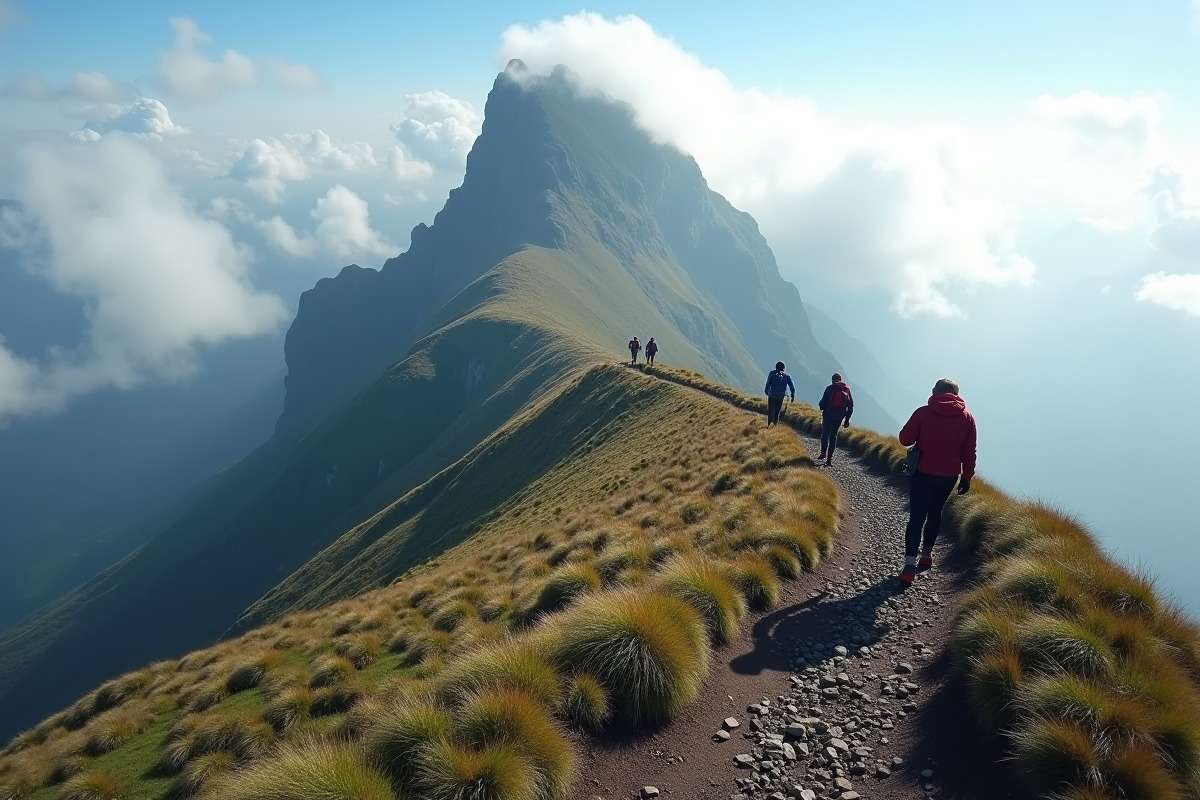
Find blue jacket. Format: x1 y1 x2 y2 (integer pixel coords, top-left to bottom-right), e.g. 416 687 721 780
764 370 795 399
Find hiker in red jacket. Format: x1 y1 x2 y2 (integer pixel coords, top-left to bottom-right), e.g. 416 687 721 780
896 378 977 585
628 337 641 364
817 373 853 466
645 337 658 365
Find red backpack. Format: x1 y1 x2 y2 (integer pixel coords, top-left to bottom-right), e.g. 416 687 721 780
831 384 851 409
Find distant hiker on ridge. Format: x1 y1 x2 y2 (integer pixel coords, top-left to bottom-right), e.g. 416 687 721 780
764 361 795 427
817 372 854 466
628 336 641 364
645 337 658 365
896 378 977 585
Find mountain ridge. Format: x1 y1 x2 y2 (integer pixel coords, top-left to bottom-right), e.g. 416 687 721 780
0 61 891 740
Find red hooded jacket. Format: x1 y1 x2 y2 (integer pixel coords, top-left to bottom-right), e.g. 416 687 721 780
898 393 977 479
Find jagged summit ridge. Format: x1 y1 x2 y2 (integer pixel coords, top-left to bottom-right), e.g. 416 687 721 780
279 63 889 434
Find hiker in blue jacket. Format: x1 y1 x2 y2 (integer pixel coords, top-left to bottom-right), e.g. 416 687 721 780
817 373 854 466
764 361 795 427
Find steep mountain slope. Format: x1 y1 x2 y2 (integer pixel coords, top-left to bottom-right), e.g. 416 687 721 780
803 302 918 422
0 62 890 740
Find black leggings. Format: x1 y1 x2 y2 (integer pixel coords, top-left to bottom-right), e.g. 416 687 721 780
905 471 958 557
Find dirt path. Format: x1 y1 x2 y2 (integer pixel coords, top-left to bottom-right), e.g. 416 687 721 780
572 385 1019 800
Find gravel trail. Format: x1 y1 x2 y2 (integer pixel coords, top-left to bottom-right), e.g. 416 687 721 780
574 403 1018 800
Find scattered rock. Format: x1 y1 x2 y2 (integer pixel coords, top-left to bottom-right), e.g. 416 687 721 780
713 729 731 742
723 717 741 730
640 788 659 800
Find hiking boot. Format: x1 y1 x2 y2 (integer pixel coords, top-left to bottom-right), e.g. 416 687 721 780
918 555 934 569
817 450 827 460
824 454 833 466
899 566 916 585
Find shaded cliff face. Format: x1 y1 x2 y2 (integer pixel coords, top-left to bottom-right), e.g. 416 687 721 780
278 61 893 434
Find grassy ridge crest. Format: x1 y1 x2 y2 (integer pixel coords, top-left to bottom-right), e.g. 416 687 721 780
0 364 842 800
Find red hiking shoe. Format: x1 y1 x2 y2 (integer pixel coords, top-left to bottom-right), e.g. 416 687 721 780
899 566 916 585
918 555 934 569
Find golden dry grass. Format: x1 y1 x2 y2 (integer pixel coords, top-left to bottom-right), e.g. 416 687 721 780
0 364 841 800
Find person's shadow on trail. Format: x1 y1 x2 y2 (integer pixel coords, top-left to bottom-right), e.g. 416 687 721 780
730 576 905 676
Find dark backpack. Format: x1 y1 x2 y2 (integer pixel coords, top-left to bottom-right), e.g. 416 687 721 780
766 371 788 393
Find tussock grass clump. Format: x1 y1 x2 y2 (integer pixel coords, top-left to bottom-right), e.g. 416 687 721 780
1011 717 1102 795
1016 616 1114 679
203 739 395 800
365 697 452 789
262 685 312 733
430 600 477 633
655 557 745 646
311 682 364 717
172 750 234 798
968 646 1024 730
725 553 781 611
561 674 609 731
310 656 356 688
760 544 801 580
531 566 601 616
93 671 151 714
81 705 154 756
678 501 709 525
435 641 563 710
333 633 384 669
163 714 273 773
455 688 575 800
47 754 90 785
415 740 536 800
549 590 707 726
58 770 127 800
225 650 285 694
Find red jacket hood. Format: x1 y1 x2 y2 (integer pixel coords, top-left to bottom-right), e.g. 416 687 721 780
928 393 966 417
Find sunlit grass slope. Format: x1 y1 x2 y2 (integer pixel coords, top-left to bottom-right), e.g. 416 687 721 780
651 365 1200 800
0 365 842 800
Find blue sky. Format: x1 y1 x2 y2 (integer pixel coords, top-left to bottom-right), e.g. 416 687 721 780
2 0 1200 608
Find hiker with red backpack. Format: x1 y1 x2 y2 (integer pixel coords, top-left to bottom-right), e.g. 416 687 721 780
645 337 658 364
896 378 977 585
817 373 854 466
763 361 795 426
628 336 641 364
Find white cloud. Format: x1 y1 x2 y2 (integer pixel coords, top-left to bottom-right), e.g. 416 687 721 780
157 17 259 100
0 136 286 423
267 58 327 92
156 17 325 101
391 91 481 168
228 130 377 202
1135 272 1200 317
1149 177 1200 261
258 185 395 261
1030 92 1161 151
387 144 435 182
500 13 1043 317
2 71 136 103
70 98 189 142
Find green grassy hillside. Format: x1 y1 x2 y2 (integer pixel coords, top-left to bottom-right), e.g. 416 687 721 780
0 364 843 800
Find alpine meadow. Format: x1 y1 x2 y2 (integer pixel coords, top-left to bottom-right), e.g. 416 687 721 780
1 58 1199 800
